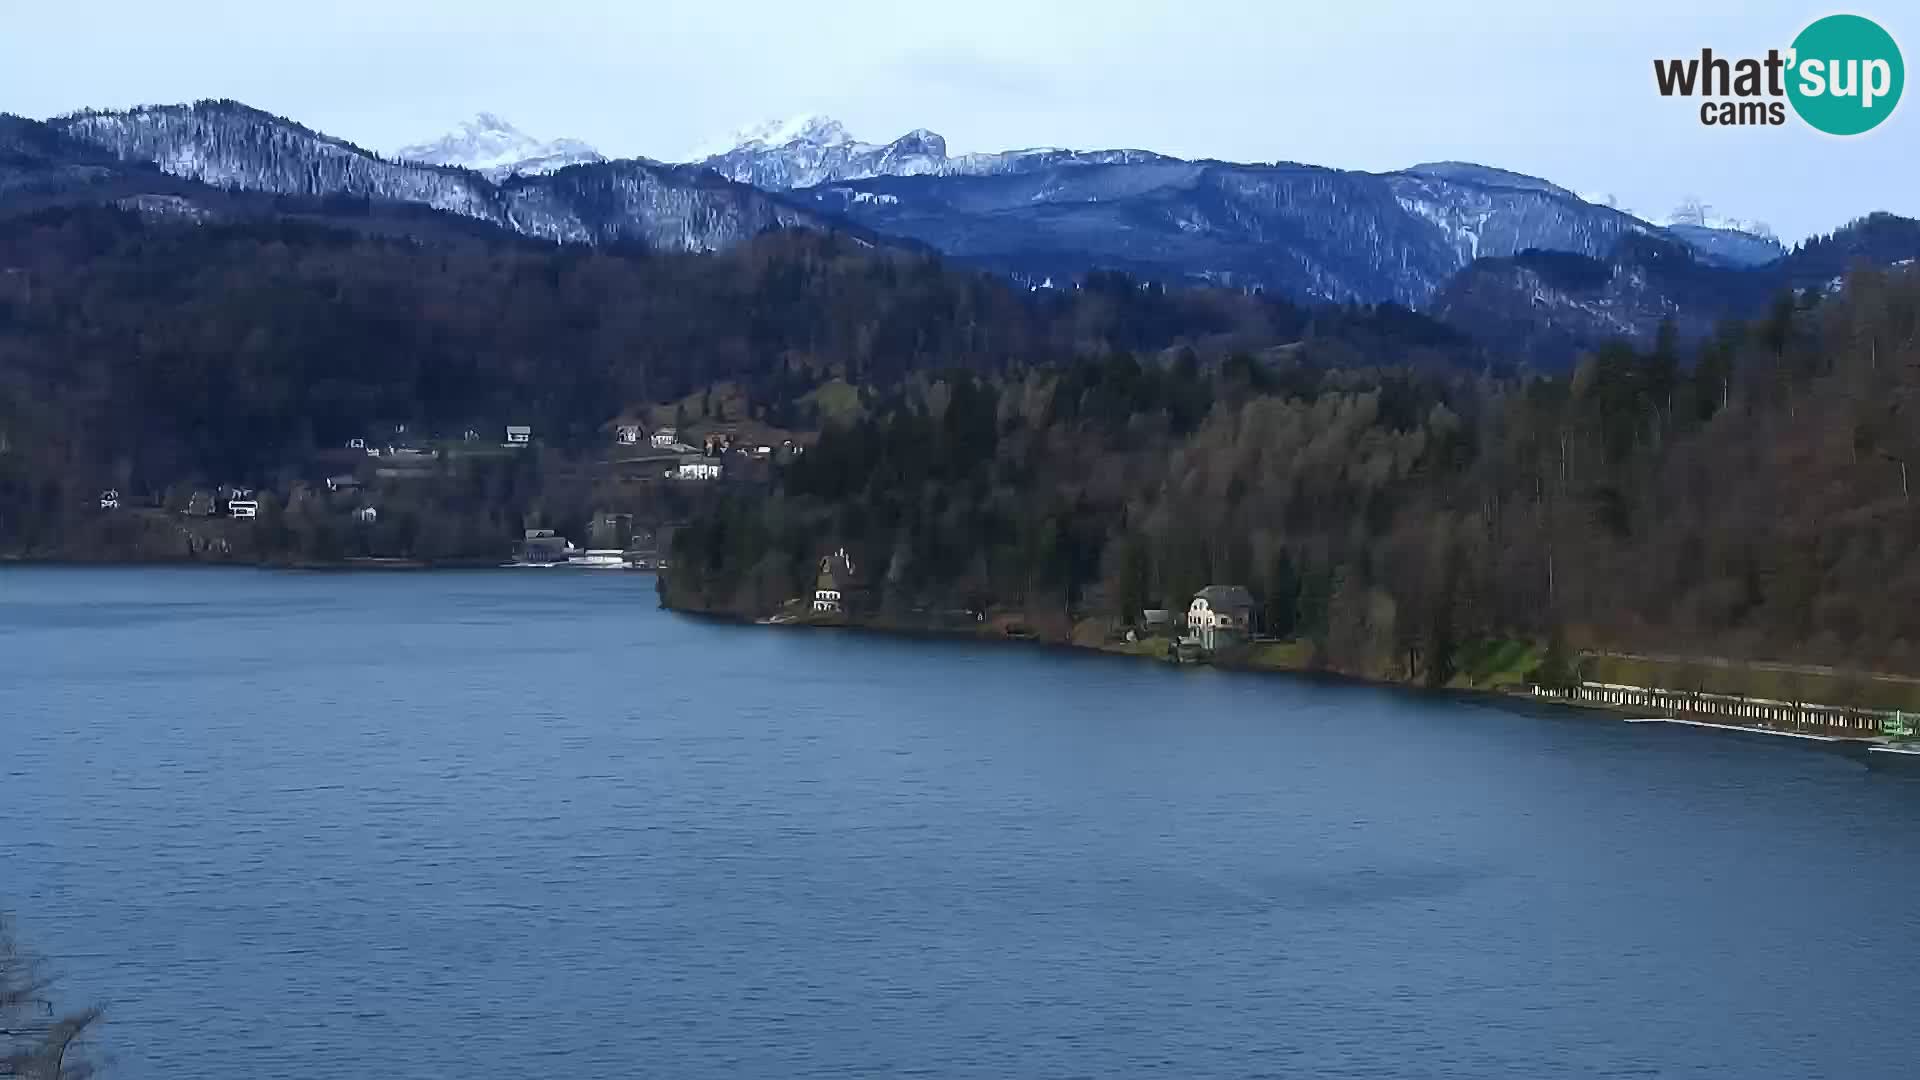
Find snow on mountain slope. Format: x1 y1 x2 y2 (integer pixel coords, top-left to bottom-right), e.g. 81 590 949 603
55 101 501 220
1652 200 1784 267
692 116 948 189
691 114 853 160
499 162 822 251
691 118 1763 282
49 101 842 254
396 113 603 179
1383 168 1650 270
1576 191 1784 267
800 156 1664 305
688 115 1171 189
1399 161 1578 199
39 99 1836 336
1661 198 1776 240
1661 223 1786 268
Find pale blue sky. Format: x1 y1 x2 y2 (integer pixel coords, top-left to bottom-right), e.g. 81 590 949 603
3 0 1913 240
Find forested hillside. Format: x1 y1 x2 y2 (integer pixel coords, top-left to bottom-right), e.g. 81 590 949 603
665 267 1920 680
0 207 1473 556
7 201 1920 681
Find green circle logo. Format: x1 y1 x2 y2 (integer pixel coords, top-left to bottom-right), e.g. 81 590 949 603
1788 14 1904 135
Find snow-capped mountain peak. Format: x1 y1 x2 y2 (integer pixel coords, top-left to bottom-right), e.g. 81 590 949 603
395 113 602 180
688 115 957 189
690 114 855 160
687 118 1174 190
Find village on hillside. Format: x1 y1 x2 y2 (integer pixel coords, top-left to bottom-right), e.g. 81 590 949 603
74 383 814 567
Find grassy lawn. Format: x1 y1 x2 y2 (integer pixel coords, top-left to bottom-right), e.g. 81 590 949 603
803 378 863 425
1450 637 1540 690
1070 618 1113 648
1098 637 1169 659
1242 640 1316 671
1585 654 1920 712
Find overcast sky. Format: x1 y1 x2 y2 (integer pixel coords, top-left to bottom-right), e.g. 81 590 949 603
3 0 1913 240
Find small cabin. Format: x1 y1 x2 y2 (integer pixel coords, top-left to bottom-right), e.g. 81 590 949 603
505 425 532 445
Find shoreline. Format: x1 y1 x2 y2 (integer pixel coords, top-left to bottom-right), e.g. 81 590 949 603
5 560 1898 755
680 602 1895 751
1620 716 1842 742
2 555 540 571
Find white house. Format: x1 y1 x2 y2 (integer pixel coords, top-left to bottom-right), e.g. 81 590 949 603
505 425 532 445
674 461 724 481
354 506 378 524
345 437 366 450
813 548 856 613
228 499 259 520
1187 585 1256 651
98 489 120 510
651 427 678 449
616 424 642 445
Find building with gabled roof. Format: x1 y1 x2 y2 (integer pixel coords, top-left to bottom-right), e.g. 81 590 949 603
1188 585 1257 651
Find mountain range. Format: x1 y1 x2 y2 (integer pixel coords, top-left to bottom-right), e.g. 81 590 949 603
394 112 604 179
31 102 845 252
688 113 1172 191
3 101 1912 363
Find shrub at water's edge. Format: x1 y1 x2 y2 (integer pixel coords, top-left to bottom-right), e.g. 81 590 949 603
1 915 102 1080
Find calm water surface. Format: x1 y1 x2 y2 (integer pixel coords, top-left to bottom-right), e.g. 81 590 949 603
3 567 1919 1079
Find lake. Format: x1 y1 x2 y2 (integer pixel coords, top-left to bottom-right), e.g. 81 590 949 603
3 567 1919 1079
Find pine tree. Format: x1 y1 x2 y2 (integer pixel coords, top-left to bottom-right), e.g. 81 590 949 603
1264 549 1299 638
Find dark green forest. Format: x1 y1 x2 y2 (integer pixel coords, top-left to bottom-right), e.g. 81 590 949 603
666 269 1920 682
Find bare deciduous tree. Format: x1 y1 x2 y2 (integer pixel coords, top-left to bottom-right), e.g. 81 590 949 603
0 917 101 1080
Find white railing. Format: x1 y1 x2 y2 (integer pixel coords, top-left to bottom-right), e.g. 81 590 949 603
1533 681 1900 734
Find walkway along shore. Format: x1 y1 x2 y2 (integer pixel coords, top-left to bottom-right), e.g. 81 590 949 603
1536 681 1899 739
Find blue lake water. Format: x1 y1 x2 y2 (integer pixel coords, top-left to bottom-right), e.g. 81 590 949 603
3 566 1919 1079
